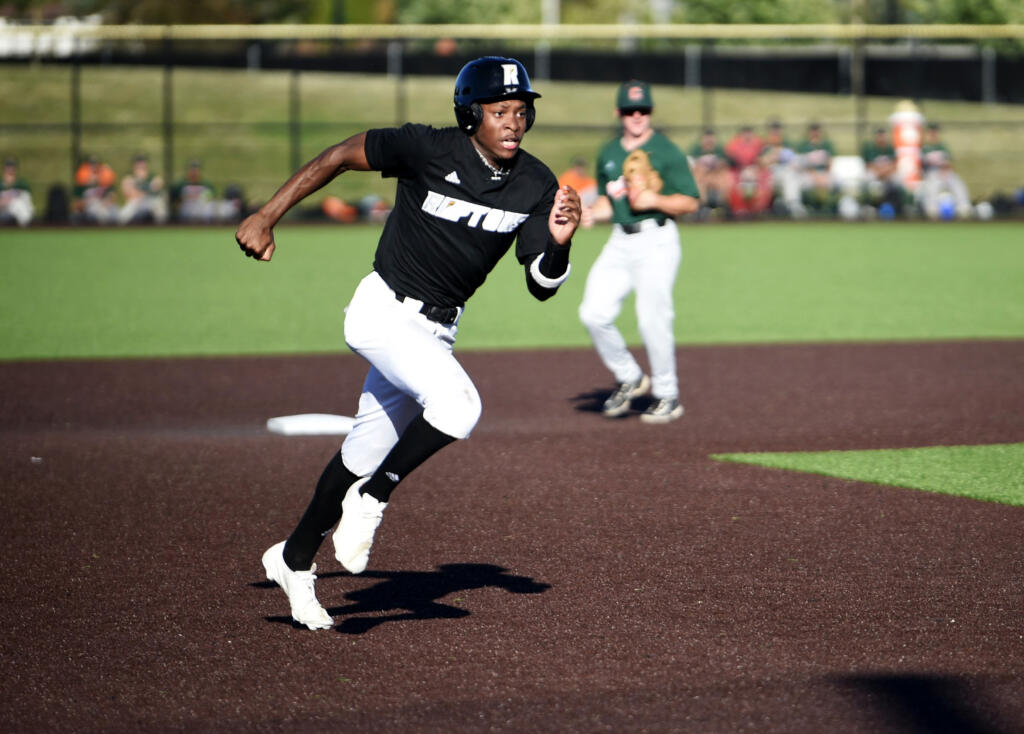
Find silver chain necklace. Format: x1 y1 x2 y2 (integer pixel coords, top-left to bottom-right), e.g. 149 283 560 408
474 146 508 180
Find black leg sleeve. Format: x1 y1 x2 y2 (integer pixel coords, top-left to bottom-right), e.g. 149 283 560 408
360 412 458 504
283 450 360 571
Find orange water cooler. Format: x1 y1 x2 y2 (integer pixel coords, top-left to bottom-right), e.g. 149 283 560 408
889 100 924 190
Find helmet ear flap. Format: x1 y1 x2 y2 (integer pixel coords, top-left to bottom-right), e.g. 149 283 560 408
454 102 484 135
524 105 536 132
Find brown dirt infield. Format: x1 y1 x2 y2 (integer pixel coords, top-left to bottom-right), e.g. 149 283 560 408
2 341 1023 733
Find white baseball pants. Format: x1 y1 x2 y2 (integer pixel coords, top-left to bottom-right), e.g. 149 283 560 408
579 220 682 400
340 271 481 477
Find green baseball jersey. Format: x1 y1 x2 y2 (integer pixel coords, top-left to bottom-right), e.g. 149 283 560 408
761 137 796 166
130 173 159 195
860 140 895 164
689 141 728 169
922 142 952 169
796 138 834 171
597 131 698 226
0 175 30 193
172 178 215 202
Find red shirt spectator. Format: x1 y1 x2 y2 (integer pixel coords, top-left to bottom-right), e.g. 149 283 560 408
724 126 764 169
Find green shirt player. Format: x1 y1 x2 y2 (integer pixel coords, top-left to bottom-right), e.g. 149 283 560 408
919 122 971 219
688 129 731 212
860 127 905 212
860 128 896 172
921 123 954 174
579 79 700 424
0 156 34 226
795 122 836 212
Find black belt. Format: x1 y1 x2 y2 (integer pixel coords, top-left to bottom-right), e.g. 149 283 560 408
395 293 463 325
620 217 668 234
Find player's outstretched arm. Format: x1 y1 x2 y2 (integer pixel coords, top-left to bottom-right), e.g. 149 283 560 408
627 188 699 217
235 132 372 262
548 184 582 245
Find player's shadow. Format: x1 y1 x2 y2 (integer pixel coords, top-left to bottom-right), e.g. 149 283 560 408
258 563 549 634
569 388 653 415
831 673 1012 734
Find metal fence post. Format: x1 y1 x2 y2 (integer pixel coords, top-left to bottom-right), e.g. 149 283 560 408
535 40 551 81
684 43 701 89
701 42 714 131
387 40 405 125
981 45 996 104
162 34 174 196
851 37 867 145
70 39 81 185
290 66 301 172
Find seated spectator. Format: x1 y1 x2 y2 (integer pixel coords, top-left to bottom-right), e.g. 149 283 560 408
0 156 35 227
729 163 773 219
918 123 972 220
860 126 907 216
119 153 167 224
558 157 599 207
171 159 242 223
724 125 764 170
322 194 391 224
795 122 837 214
725 125 771 218
356 194 391 223
72 155 119 225
688 128 732 216
758 121 803 217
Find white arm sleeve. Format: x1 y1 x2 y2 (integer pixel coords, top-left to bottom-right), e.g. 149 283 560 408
528 252 571 289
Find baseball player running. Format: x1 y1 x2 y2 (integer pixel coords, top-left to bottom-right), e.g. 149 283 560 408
579 80 700 424
235 56 581 630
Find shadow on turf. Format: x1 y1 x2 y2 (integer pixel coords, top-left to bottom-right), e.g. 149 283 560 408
256 562 550 634
833 673 1013 734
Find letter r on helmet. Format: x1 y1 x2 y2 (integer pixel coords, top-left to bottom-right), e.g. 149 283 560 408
502 64 520 87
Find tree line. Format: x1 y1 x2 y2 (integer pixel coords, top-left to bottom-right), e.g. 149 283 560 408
5 0 1022 27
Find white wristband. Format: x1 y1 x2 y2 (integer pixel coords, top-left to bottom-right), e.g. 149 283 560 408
529 253 571 289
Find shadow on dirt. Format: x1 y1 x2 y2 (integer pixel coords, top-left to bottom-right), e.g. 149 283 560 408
569 388 654 414
258 562 550 634
833 673 1013 734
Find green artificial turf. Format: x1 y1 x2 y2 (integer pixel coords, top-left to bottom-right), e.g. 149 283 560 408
0 226 375 359
711 443 1024 506
1 221 1023 360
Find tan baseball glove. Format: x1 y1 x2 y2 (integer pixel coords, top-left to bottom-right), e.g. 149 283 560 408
623 149 663 194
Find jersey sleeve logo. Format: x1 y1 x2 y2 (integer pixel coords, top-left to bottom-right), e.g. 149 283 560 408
421 190 528 233
605 176 628 200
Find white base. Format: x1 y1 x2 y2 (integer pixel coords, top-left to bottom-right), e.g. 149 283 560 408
266 413 355 436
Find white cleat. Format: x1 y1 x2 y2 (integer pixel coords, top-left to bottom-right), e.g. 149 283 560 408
333 477 386 574
603 374 651 417
640 397 684 424
262 541 333 630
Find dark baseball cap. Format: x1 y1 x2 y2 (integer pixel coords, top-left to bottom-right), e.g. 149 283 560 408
617 80 653 111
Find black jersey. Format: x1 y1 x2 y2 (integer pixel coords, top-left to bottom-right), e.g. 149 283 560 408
364 124 559 308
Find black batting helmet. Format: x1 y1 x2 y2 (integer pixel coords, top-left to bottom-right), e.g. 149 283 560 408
453 56 540 135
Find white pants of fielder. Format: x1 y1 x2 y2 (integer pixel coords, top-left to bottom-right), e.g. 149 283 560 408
579 220 682 401
340 271 481 477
